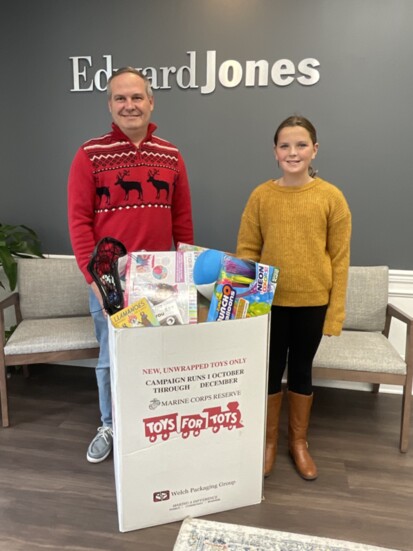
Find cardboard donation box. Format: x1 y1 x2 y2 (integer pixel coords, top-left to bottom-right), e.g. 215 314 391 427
109 315 270 532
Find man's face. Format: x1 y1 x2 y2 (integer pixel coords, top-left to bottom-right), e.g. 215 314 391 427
108 73 154 140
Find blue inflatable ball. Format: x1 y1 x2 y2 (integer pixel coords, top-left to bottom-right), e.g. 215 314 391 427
193 249 225 285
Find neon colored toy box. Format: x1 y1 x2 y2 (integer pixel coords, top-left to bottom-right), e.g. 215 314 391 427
207 255 279 322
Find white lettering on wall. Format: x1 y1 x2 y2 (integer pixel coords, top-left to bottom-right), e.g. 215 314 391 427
176 50 198 89
69 52 320 93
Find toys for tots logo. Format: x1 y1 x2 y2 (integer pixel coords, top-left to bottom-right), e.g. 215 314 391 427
143 401 243 442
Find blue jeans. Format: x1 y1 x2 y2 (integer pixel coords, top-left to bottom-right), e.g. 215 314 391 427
89 289 112 427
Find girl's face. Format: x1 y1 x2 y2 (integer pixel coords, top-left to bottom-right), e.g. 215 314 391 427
274 126 318 178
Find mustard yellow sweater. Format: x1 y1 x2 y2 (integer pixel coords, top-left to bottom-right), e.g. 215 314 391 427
236 178 352 336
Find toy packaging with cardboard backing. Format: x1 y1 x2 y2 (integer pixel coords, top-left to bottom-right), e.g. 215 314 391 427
206 255 279 322
124 251 198 326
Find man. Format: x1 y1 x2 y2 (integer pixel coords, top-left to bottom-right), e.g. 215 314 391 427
68 67 194 463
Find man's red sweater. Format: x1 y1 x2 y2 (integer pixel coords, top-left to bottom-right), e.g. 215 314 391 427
68 123 194 283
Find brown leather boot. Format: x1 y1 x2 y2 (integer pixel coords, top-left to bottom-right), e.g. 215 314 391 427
264 392 283 477
288 390 318 480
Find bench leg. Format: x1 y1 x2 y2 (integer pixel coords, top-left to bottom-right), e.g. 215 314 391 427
0 357 10 427
400 385 411 453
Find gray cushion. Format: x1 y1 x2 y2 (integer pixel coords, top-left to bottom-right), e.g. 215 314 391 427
17 257 91 319
4 317 98 355
344 266 388 331
314 331 406 375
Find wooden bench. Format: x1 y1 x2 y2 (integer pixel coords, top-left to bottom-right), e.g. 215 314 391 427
0 257 99 427
313 266 413 452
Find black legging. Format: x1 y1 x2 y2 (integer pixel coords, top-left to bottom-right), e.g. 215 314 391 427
268 304 328 395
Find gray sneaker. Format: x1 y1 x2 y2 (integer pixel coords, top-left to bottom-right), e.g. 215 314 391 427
87 426 113 463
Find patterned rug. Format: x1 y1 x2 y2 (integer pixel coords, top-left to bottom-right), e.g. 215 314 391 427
173 517 400 551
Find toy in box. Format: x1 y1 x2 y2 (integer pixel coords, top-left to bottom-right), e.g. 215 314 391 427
125 251 198 325
205 254 279 322
110 298 160 328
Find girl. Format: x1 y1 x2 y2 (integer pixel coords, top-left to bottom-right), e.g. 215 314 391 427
236 116 351 480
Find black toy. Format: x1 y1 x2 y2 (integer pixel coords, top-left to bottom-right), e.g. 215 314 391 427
87 237 127 315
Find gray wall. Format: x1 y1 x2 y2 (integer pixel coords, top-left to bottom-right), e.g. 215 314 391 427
1 0 412 269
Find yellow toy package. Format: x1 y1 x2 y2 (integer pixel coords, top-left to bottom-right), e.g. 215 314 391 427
110 298 160 328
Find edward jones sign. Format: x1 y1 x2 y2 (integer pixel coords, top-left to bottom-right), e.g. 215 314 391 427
69 52 320 94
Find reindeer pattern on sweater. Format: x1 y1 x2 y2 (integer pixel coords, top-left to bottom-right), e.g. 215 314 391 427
89 126 179 210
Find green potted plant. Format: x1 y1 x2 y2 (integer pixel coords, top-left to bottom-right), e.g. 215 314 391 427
0 223 44 291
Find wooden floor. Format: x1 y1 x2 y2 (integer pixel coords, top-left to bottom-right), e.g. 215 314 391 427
1 365 412 551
